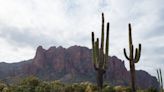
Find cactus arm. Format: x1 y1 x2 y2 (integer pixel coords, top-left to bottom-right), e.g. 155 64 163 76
103 22 110 69
95 40 99 68
160 69 163 89
92 32 96 64
101 13 104 51
91 32 95 48
134 44 141 63
93 39 99 70
96 38 99 67
99 13 105 69
94 41 98 70
134 49 140 63
157 69 160 83
123 48 130 60
92 32 98 70
157 68 163 91
134 48 138 62
157 69 162 91
128 23 133 45
128 23 133 60
105 22 109 57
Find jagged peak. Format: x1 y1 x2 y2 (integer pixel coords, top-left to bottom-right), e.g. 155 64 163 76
57 46 66 50
34 45 46 60
67 45 89 50
36 45 45 52
47 46 56 51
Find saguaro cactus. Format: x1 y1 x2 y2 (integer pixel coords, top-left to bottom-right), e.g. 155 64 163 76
91 13 110 91
123 24 141 92
157 68 163 92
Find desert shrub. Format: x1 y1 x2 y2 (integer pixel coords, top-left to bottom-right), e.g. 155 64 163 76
114 86 131 92
65 84 74 92
137 90 144 92
102 85 115 92
1 76 158 92
145 87 158 92
114 86 123 92
20 76 40 87
2 87 11 92
35 82 51 92
12 76 40 92
85 84 94 92
80 82 97 92
0 82 6 91
122 87 131 92
72 83 85 92
50 80 65 92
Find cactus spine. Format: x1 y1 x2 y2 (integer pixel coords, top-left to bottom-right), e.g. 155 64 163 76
91 13 109 91
157 68 163 92
123 23 141 92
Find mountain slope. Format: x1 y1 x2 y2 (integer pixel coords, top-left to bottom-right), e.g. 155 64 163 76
0 45 158 89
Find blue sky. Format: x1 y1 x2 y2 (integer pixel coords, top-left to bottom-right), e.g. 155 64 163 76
0 0 164 77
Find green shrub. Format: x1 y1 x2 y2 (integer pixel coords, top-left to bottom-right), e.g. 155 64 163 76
123 87 131 92
65 85 74 92
0 83 6 91
102 85 115 92
145 87 158 92
50 80 65 92
72 83 85 92
114 86 131 92
85 85 94 92
0 76 160 92
35 82 50 92
2 87 11 92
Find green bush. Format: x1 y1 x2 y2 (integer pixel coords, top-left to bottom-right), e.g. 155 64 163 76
72 83 85 92
0 76 159 92
2 87 11 92
145 87 158 92
102 85 115 92
0 82 6 91
114 86 131 92
35 82 50 92
65 85 74 92
50 80 65 92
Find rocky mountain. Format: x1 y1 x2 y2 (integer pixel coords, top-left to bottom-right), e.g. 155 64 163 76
0 45 159 89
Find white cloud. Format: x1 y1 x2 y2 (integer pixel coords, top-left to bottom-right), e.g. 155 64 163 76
0 0 164 77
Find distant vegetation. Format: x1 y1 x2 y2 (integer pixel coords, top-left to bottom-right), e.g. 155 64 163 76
0 76 159 92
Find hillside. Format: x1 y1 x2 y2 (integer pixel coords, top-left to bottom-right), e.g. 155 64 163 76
0 45 158 89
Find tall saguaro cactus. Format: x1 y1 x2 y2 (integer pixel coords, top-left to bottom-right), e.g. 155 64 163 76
157 68 163 92
123 24 142 92
91 13 110 91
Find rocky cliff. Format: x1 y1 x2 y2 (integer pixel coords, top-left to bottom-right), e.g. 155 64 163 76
0 45 158 89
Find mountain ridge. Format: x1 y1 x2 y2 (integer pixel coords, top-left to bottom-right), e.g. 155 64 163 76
0 45 159 89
